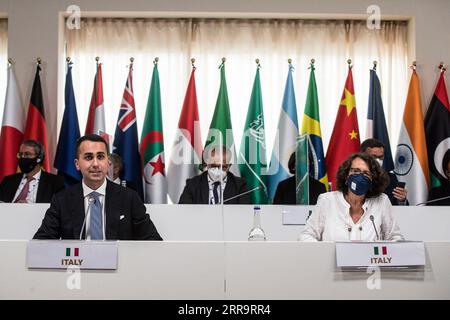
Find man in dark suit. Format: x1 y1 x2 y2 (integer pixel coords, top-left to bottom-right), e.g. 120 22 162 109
0 140 65 203
273 152 327 205
360 138 408 205
179 145 251 204
33 134 162 240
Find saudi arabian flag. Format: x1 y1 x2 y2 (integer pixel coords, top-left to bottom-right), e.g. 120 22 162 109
238 65 268 204
205 60 239 176
140 60 167 203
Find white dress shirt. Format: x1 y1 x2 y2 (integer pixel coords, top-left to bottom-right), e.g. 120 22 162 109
299 191 404 242
12 170 42 203
81 179 107 240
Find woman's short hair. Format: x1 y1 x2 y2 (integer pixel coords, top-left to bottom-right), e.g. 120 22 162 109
336 152 389 198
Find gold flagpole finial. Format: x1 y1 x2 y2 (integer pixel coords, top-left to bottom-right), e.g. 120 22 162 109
95 56 100 64
130 57 134 63
373 60 377 70
36 57 42 65
66 57 71 63
347 58 352 65
191 58 196 68
8 58 14 65
222 57 226 63
310 58 315 65
411 61 417 70
288 58 292 65
438 62 446 72
153 57 159 65
255 58 260 68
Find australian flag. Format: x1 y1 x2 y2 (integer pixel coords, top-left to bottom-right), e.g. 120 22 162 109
54 62 81 186
113 65 144 199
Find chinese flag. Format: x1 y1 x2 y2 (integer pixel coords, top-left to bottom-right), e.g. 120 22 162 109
325 66 361 189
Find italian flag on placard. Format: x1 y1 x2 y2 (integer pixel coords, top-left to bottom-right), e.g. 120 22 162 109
373 246 387 255
66 248 79 257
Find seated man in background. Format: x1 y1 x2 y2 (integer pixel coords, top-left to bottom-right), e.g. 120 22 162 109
108 153 138 192
360 138 408 205
273 152 327 205
33 134 162 240
179 145 251 204
427 151 450 205
0 140 64 203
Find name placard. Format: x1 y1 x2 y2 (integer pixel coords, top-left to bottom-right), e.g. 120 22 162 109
282 206 312 225
335 241 425 268
27 240 118 270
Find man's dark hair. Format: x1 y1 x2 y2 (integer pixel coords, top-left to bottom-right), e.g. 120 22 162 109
22 140 45 162
336 152 389 199
360 138 385 152
75 134 109 158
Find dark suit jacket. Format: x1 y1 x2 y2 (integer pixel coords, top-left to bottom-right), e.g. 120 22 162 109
273 176 327 205
178 171 251 204
427 180 450 205
0 171 65 203
33 180 162 240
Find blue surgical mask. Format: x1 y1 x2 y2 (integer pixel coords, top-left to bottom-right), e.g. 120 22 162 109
347 173 372 196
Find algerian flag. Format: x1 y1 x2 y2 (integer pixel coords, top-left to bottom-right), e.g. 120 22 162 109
205 59 239 176
140 60 167 203
238 64 268 204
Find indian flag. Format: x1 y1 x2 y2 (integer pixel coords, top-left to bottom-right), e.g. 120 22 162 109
394 68 430 205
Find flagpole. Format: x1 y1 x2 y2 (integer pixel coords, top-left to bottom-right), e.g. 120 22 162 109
411 61 417 70
373 60 377 71
438 61 446 73
347 58 352 69
36 57 41 65
191 58 196 70
95 56 99 65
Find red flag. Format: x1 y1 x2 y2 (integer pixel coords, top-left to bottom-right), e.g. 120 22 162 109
23 64 50 171
325 66 361 189
167 67 203 203
85 63 105 135
0 64 25 181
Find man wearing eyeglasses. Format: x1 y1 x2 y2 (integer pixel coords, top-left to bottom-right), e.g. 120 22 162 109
0 140 65 203
178 145 251 204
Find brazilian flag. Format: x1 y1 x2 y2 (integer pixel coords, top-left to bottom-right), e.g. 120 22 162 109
424 71 450 188
301 62 328 190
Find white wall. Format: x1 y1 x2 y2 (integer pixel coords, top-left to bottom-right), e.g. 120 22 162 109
1 0 449 166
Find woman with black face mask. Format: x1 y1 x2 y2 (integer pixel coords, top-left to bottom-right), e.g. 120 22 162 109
299 152 404 242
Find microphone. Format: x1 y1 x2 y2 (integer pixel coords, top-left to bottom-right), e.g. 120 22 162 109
223 185 264 203
416 195 450 206
79 196 95 240
370 215 380 241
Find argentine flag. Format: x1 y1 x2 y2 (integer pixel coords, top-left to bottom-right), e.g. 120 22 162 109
267 64 299 201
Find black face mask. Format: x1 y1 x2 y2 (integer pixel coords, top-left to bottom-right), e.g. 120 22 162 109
18 157 39 174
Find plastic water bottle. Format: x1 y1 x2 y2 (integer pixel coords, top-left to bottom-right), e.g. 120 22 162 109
248 206 266 241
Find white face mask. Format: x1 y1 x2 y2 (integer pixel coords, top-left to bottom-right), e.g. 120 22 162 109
376 158 383 168
208 167 226 182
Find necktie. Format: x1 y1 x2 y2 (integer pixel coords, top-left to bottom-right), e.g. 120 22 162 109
213 182 221 204
14 177 35 203
89 192 103 240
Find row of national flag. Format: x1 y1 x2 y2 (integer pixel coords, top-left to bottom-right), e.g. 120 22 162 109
1 60 449 205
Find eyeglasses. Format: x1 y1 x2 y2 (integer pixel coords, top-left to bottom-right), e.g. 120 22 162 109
349 167 372 178
207 164 230 171
17 152 37 159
